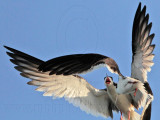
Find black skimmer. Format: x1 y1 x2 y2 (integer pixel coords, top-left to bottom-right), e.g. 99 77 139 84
5 46 120 119
3 45 147 119
104 76 142 120
4 2 154 120
4 45 152 120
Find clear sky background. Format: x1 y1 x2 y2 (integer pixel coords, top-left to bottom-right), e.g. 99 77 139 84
0 0 160 120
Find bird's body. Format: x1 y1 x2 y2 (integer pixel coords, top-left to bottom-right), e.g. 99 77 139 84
4 45 146 120
107 84 133 113
105 77 141 120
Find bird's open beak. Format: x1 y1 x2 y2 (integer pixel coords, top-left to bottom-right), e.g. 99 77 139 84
105 77 111 84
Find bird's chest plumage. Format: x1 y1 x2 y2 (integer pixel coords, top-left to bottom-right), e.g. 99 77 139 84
107 85 133 113
107 86 117 100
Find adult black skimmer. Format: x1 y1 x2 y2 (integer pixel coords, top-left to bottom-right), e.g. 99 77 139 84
4 45 152 120
4 2 154 120
5 46 120 119
3 44 148 120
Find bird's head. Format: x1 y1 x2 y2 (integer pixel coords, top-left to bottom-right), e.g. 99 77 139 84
104 76 113 86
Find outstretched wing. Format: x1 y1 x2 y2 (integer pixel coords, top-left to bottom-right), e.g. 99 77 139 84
4 46 119 119
38 53 123 76
131 3 155 82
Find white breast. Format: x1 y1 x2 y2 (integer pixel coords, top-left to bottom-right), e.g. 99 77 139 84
107 84 133 113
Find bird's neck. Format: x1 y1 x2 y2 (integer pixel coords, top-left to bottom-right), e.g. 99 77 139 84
107 85 117 97
118 76 125 81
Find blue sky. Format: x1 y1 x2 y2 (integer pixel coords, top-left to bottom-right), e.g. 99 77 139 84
1 0 160 120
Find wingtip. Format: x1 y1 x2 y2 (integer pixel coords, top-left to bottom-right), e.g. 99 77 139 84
137 2 141 12
141 5 146 14
149 33 155 41
3 45 8 48
4 45 11 51
20 73 28 78
152 44 156 49
6 52 14 58
146 13 149 20
149 22 152 27
152 33 155 38
138 2 141 8
10 59 17 65
27 81 34 85
4 46 17 54
14 66 23 72
143 5 146 10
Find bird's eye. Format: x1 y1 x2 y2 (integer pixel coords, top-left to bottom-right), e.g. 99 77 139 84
104 77 106 80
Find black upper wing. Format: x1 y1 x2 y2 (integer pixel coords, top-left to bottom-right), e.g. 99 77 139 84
4 46 44 65
4 46 123 76
38 53 122 76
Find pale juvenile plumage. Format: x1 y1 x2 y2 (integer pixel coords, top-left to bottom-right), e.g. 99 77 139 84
104 76 141 120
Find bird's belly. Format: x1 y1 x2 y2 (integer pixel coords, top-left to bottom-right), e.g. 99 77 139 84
107 85 133 113
110 94 133 113
119 95 134 113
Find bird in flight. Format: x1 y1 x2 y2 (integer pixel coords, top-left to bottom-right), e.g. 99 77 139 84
104 76 147 120
4 45 152 120
4 2 154 120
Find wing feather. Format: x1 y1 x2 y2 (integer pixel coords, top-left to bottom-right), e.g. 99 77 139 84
4 46 123 77
4 46 119 119
131 3 155 82
37 53 123 76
